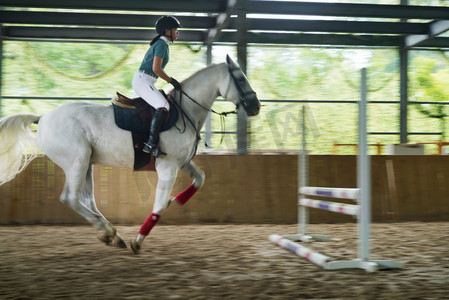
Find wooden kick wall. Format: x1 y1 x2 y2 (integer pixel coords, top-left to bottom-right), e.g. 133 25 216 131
0 155 448 225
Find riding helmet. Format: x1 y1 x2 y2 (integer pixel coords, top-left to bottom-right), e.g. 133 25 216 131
155 16 181 35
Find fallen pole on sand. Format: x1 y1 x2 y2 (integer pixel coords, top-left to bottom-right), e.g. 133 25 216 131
268 234 331 267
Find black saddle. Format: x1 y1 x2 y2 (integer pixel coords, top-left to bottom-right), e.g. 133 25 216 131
111 92 179 170
112 91 178 134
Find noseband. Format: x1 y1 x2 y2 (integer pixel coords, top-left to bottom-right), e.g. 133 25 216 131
228 66 258 111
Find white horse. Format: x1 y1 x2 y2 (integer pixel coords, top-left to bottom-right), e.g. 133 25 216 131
0 55 260 252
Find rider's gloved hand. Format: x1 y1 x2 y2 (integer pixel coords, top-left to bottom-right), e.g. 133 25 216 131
170 78 182 90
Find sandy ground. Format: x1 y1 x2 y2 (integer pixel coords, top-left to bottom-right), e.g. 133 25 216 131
0 222 448 300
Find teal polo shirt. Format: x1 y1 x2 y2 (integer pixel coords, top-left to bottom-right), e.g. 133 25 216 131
139 37 170 78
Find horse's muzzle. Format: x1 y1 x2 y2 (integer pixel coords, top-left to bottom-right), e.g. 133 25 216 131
247 99 261 117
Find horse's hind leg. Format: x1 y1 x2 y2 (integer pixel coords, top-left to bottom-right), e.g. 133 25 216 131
60 159 117 245
82 164 126 248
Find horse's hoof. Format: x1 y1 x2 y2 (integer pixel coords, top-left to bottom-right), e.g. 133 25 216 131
112 234 127 249
130 240 141 254
104 222 117 237
98 222 117 246
98 234 112 245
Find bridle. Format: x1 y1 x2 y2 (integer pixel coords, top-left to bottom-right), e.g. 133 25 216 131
227 66 258 112
175 65 257 128
179 65 256 117
168 65 257 165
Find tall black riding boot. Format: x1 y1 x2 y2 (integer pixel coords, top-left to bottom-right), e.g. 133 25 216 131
143 107 168 156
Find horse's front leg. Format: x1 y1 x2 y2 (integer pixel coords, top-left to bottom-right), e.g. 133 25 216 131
169 160 205 206
130 160 179 253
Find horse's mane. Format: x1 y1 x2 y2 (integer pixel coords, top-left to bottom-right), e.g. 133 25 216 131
182 63 225 85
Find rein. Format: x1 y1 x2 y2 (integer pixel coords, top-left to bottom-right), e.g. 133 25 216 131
180 89 237 118
166 88 234 168
181 89 237 145
170 88 237 147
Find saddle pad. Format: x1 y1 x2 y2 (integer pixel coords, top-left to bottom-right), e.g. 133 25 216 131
112 98 179 134
112 102 148 134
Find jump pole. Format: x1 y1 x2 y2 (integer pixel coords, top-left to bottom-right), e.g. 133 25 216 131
269 68 404 272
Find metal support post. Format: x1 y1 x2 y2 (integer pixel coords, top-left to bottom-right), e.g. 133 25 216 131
0 25 3 117
236 0 248 154
298 105 308 236
400 49 408 144
399 0 408 144
205 43 213 149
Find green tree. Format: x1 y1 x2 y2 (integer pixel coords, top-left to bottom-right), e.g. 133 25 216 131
410 55 449 139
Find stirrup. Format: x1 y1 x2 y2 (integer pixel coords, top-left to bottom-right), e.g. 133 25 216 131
151 146 166 157
142 143 166 157
142 142 153 154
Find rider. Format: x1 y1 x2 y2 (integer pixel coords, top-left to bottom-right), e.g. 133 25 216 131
132 15 182 156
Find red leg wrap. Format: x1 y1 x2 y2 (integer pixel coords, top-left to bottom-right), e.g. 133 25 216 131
138 213 161 236
175 184 198 205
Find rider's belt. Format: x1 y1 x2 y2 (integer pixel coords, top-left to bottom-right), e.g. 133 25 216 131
138 69 158 79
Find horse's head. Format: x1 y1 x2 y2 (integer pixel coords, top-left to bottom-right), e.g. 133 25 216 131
222 55 260 117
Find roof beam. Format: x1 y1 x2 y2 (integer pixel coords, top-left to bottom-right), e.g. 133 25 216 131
404 20 449 49
0 11 215 29
206 0 237 45
248 1 449 20
2 26 206 42
234 19 428 35
2 25 449 48
0 0 227 13
4 0 449 20
218 31 449 48
246 32 401 47
2 10 428 35
1 1 449 49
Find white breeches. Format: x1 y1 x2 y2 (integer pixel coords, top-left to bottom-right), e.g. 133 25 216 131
132 70 170 110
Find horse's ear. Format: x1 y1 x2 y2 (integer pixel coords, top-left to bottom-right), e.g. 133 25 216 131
226 55 238 68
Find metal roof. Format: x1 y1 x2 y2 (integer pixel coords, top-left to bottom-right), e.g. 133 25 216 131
1 0 449 49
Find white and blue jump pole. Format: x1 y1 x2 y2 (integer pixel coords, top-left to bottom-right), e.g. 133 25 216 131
269 68 404 272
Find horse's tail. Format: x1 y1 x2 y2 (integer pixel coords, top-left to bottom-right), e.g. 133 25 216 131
0 113 42 186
